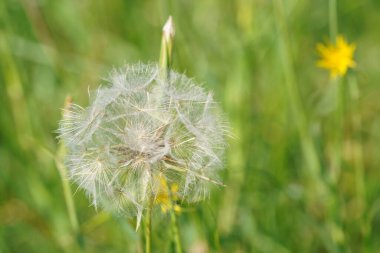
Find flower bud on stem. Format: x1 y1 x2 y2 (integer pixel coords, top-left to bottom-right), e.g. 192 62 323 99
158 16 183 253
159 16 175 80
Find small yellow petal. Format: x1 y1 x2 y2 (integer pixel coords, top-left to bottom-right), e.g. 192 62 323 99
174 205 181 213
154 175 182 213
171 184 179 194
316 35 356 78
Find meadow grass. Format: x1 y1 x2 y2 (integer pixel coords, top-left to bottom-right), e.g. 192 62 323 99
1 0 380 252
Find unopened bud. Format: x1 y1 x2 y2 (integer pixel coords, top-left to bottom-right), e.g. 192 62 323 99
163 16 175 42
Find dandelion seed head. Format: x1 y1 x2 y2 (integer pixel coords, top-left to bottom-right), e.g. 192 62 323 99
58 63 228 226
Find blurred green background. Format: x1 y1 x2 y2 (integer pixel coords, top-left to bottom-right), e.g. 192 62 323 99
1 0 380 252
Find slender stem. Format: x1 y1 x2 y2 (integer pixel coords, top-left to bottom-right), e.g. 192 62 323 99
55 97 83 251
144 199 152 253
328 0 342 185
166 175 182 249
157 15 183 253
348 76 366 248
348 76 365 205
329 0 338 41
55 155 83 252
38 130 82 251
272 0 323 193
169 194 183 253
56 159 80 233
326 2 346 253
329 78 344 184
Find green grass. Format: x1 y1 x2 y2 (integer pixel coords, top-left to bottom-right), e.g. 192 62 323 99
1 0 380 252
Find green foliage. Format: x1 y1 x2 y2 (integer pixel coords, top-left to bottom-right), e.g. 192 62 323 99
1 0 380 252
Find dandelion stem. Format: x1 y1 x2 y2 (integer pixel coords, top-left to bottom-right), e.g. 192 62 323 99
170 209 183 253
167 187 183 253
348 76 366 247
144 198 152 253
329 0 338 41
56 96 83 251
159 16 183 253
55 152 83 251
56 159 79 233
329 78 344 184
348 76 365 206
328 0 342 184
158 15 178 249
273 0 323 193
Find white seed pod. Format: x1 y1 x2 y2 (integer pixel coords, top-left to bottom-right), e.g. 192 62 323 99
58 63 229 228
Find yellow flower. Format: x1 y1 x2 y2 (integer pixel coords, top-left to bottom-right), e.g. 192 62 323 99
154 175 181 213
316 35 356 78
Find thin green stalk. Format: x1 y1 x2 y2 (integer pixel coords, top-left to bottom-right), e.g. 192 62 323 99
329 0 338 41
329 78 344 184
348 76 366 246
55 157 80 235
35 138 82 251
158 16 183 253
144 199 152 253
328 0 342 185
56 97 83 252
348 76 365 205
169 208 183 253
326 84 345 250
272 0 323 192
55 159 84 252
166 180 183 253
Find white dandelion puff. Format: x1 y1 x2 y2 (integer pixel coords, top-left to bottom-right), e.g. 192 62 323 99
58 63 229 229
